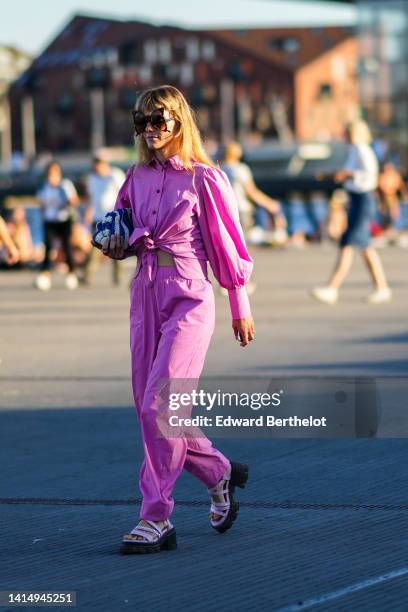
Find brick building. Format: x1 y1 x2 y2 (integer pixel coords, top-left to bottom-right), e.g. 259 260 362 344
209 26 358 141
8 14 358 154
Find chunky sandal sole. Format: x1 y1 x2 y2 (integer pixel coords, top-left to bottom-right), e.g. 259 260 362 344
120 528 177 554
230 461 249 489
212 462 249 534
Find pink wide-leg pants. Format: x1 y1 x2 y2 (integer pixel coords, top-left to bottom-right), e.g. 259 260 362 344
129 263 230 521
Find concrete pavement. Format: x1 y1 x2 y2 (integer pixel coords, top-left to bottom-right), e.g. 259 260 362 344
1 243 408 611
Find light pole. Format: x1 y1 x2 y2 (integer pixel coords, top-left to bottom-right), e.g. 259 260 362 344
220 78 235 143
21 94 36 161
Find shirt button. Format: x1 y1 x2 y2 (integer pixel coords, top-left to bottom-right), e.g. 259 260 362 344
152 210 157 214
156 189 160 193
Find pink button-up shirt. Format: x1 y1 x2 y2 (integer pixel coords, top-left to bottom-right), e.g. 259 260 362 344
114 154 254 319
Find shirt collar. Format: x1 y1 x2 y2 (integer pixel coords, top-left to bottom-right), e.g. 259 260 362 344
148 154 186 171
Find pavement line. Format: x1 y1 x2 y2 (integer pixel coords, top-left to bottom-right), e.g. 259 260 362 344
278 566 408 611
1 498 408 510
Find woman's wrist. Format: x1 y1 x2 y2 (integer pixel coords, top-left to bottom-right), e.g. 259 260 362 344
227 286 252 320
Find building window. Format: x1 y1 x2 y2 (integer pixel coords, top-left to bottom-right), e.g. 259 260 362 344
318 83 333 98
158 39 172 63
166 64 179 79
56 93 74 115
202 40 216 61
186 38 200 61
144 40 157 64
173 39 185 62
180 63 194 85
268 37 300 53
120 42 140 66
138 65 152 84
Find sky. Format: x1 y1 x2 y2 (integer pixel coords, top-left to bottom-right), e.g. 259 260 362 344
2 0 357 56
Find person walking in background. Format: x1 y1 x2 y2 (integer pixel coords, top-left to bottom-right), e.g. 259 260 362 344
311 119 392 305
0 214 20 266
83 152 126 285
34 161 80 291
221 141 287 295
99 85 254 554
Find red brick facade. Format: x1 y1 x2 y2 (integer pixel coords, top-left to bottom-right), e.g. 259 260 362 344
8 15 358 153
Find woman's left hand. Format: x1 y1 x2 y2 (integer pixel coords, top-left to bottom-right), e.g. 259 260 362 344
232 316 255 347
101 234 126 259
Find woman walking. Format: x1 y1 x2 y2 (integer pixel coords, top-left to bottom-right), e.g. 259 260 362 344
35 161 80 291
312 120 392 305
100 85 255 554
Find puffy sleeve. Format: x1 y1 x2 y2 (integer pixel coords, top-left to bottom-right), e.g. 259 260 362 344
114 166 134 210
198 166 254 320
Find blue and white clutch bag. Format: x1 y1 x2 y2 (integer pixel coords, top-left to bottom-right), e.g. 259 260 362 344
91 208 134 251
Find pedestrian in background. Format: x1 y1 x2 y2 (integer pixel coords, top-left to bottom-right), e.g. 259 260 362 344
83 152 126 284
312 119 392 305
34 161 80 291
221 141 287 238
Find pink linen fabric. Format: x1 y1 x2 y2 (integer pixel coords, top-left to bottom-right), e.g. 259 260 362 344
114 154 254 319
130 265 230 520
114 155 253 520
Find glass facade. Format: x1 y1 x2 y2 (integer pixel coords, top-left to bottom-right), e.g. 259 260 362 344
357 0 408 167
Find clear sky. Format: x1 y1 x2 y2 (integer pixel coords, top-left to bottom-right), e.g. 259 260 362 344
1 1 356 56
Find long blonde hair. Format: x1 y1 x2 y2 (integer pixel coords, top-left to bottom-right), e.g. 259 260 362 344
134 85 216 172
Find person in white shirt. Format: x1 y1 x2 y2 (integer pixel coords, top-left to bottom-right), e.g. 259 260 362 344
83 153 126 284
34 161 80 291
85 155 126 226
312 120 392 305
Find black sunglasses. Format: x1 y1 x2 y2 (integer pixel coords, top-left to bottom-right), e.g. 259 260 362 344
132 107 175 135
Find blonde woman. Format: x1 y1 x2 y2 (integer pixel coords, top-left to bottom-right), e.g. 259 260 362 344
99 85 255 553
312 120 392 304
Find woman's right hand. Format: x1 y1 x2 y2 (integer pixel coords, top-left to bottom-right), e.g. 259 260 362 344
232 316 255 347
101 234 125 259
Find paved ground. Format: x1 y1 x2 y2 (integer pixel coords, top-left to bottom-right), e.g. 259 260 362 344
1 243 408 611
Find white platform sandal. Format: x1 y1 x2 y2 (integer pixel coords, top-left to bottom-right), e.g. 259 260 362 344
120 519 177 554
208 461 249 533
